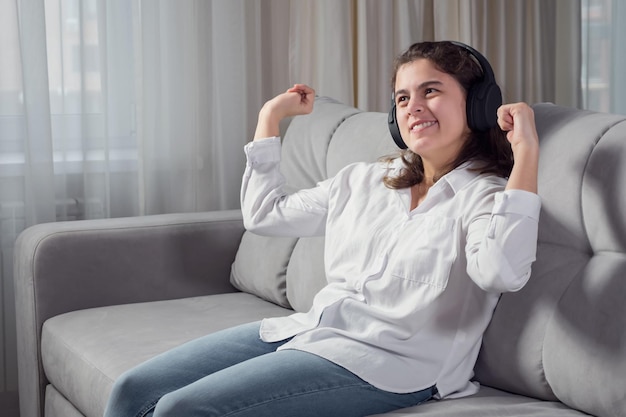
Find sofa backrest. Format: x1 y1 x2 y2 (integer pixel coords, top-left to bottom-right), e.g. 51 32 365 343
474 103 626 417
230 97 626 417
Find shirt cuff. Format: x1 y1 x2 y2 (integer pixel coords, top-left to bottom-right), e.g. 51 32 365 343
492 190 541 220
244 136 281 165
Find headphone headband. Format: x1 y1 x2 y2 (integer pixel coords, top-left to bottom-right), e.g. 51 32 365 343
388 40 502 150
449 41 497 84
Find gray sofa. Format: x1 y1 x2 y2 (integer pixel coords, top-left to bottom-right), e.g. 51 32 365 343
14 97 626 417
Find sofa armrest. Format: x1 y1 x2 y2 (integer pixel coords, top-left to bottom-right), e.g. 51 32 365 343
14 210 244 417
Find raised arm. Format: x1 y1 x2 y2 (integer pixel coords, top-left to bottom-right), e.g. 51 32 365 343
254 84 316 140
242 84 328 237
497 102 540 193
466 103 541 293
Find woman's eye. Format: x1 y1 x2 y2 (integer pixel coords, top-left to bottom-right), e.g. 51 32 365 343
397 96 408 105
424 88 437 96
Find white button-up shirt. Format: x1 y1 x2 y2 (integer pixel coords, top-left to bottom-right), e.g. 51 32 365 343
241 136 541 398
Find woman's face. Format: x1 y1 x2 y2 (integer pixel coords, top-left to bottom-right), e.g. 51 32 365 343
394 58 471 168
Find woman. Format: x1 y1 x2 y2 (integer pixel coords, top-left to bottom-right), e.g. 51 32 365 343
104 41 541 417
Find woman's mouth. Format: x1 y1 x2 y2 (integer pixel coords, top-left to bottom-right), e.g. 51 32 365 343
410 120 438 133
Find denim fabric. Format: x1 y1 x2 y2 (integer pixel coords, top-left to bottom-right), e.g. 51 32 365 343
103 321 436 417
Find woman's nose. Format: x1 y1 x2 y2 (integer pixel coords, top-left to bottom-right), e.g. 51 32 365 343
407 98 424 115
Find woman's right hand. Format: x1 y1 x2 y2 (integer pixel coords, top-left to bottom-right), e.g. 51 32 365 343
254 84 315 140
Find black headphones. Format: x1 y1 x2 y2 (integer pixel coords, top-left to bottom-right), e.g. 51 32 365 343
388 41 502 149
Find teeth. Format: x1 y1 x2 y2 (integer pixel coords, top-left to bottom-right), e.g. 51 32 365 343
412 121 436 130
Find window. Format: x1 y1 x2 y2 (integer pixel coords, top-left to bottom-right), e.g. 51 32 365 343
581 0 612 112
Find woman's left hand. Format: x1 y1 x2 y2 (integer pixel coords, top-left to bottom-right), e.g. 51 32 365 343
497 102 539 153
498 102 540 193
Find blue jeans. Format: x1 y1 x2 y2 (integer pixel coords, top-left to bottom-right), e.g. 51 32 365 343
103 321 436 417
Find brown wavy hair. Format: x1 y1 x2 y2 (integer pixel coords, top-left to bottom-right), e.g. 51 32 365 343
383 41 513 189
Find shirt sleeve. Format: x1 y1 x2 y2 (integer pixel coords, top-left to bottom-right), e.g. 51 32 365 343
240 137 330 237
465 189 542 293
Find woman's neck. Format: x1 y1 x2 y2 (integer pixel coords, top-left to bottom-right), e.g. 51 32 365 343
422 160 450 185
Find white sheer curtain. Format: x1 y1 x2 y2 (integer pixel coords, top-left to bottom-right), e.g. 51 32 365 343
296 0 581 113
0 0 291 402
288 1 355 107
137 0 294 214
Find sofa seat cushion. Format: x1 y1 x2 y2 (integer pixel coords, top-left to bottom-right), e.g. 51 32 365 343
370 386 591 417
41 292 292 417
45 385 84 417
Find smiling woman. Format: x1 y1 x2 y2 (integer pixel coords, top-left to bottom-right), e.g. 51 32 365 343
393 59 470 172
385 42 513 195
103 41 542 417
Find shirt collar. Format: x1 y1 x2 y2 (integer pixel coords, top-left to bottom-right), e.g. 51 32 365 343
384 158 484 195
441 161 484 194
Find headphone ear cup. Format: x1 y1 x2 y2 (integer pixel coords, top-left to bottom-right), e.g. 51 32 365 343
466 81 502 132
388 104 408 149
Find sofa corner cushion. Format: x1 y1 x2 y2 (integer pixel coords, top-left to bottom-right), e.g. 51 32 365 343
230 231 296 308
542 254 626 417
474 243 589 402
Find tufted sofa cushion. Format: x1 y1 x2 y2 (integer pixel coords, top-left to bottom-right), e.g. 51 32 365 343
474 104 626 417
230 232 296 308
